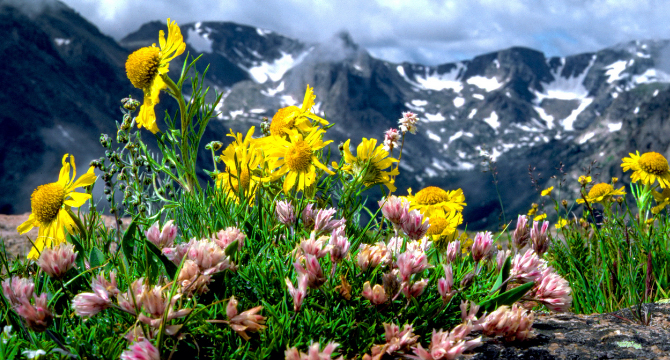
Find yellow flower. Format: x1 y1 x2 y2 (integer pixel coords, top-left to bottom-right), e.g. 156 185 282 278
269 85 328 138
651 188 670 214
333 138 399 191
426 211 462 236
533 213 547 221
578 175 592 185
217 127 266 203
541 186 554 196
404 186 466 218
621 151 670 188
264 127 333 193
125 18 185 133
611 177 618 184
555 218 568 229
576 183 626 204
527 203 538 216
18 154 97 260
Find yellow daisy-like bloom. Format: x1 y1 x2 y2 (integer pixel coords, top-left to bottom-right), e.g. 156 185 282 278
268 85 328 138
216 127 266 203
333 138 399 191
555 218 568 229
405 186 466 218
621 151 670 188
541 186 554 196
576 183 626 204
264 127 334 193
125 18 186 134
18 154 97 260
429 212 463 251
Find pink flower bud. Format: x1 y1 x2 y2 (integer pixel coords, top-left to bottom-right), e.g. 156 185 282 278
38 243 77 279
438 264 454 302
383 128 401 152
16 293 52 332
401 278 428 299
496 249 511 272
2 276 34 306
294 255 325 289
510 249 545 283
446 240 461 263
162 239 193 265
399 111 418 134
286 342 341 360
120 340 160 360
213 227 245 251
275 200 296 226
411 326 482 360
145 220 177 249
313 208 345 235
301 204 316 230
328 226 350 263
396 248 430 282
400 210 430 241
531 268 572 312
285 274 308 312
530 221 549 257
72 292 110 317
481 304 534 341
356 243 390 271
187 239 236 275
177 260 211 295
378 196 409 227
362 282 388 305
472 231 493 263
226 296 267 341
299 233 329 259
512 215 530 250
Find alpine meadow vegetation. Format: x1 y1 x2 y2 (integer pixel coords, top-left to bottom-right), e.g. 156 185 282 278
2 18 669 359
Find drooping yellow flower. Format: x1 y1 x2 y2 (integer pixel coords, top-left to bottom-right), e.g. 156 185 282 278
527 203 538 216
541 186 554 196
621 151 670 188
125 18 186 133
268 85 328 138
404 186 466 218
578 175 592 185
576 183 626 204
333 138 399 191
18 154 97 260
216 127 266 203
533 213 547 221
651 187 670 214
264 127 334 193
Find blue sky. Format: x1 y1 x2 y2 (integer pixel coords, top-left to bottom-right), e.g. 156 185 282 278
59 0 670 65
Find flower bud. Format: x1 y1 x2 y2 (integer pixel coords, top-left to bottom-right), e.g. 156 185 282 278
471 231 493 263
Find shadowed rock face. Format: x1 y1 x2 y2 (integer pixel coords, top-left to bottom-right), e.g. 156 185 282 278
3 1 670 229
470 302 670 359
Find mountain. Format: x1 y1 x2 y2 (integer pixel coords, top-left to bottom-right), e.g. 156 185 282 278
3 0 670 229
0 0 131 214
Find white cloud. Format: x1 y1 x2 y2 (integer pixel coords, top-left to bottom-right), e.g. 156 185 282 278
60 0 670 65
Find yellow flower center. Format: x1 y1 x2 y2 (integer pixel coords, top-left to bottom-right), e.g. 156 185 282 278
415 186 450 205
286 140 312 172
588 183 613 199
427 216 448 235
125 47 161 89
31 183 65 225
639 152 669 175
270 107 298 137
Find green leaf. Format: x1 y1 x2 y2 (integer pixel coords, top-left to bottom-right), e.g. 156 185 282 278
144 239 178 279
89 247 105 268
478 281 535 316
121 219 137 262
224 240 239 257
491 255 512 294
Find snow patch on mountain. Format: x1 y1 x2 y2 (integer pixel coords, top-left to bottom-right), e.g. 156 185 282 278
535 55 595 101
187 23 213 53
414 65 465 92
534 106 554 129
261 81 285 96
466 76 504 92
424 112 446 122
426 130 441 142
483 111 500 130
605 60 628 83
453 97 465 107
561 98 593 131
608 122 622 132
248 50 309 83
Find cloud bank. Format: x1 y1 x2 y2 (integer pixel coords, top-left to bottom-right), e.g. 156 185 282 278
60 0 670 65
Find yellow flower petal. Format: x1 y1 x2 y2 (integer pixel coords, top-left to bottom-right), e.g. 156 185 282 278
64 192 91 207
17 214 36 234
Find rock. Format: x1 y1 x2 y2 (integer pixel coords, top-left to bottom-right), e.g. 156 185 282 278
469 303 670 359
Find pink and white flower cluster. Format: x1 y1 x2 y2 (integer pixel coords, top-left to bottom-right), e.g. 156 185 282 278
2 276 52 332
285 342 344 360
